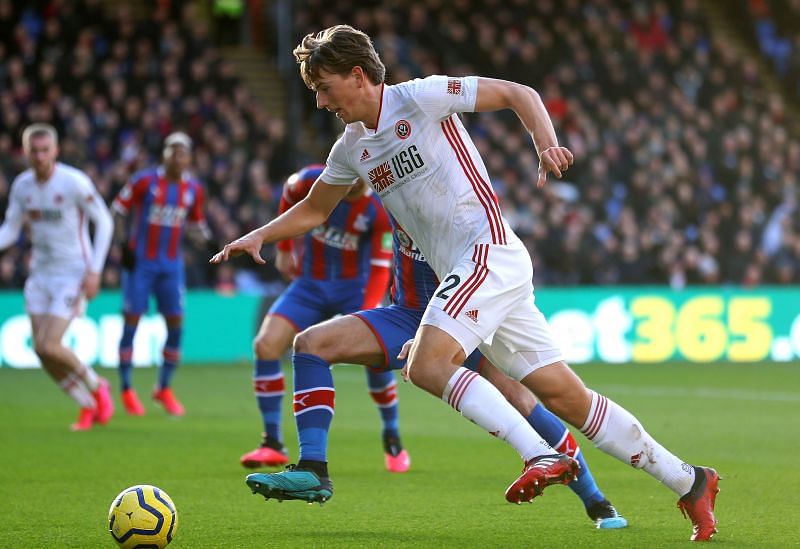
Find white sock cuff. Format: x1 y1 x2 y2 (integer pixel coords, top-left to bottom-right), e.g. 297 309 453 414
442 367 480 411
580 390 609 440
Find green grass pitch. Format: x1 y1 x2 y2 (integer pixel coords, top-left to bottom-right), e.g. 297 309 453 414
1 361 798 547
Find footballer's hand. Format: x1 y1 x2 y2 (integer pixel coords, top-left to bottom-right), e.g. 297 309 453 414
274 249 297 280
397 338 415 382
537 146 574 188
210 231 266 265
82 272 101 300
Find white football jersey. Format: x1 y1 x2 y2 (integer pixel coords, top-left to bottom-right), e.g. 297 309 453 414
322 75 518 278
0 162 113 276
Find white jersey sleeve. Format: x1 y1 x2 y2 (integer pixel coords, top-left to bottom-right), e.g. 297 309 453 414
321 134 359 186
72 171 113 273
0 177 24 250
399 75 478 121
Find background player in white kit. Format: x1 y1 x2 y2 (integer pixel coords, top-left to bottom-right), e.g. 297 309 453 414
0 124 115 431
212 26 719 541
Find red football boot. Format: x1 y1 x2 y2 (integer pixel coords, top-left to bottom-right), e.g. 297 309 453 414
505 453 579 504
240 445 290 468
153 387 185 416
92 377 115 424
121 388 145 416
70 407 95 431
385 449 411 473
678 467 720 541
383 432 411 473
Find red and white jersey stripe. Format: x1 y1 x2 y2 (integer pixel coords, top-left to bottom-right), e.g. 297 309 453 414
321 75 519 279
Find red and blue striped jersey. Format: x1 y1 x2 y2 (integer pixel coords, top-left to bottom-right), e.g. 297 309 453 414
112 167 206 264
390 216 440 310
277 165 392 280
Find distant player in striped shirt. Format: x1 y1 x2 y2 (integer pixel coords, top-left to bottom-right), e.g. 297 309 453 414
0 124 114 431
213 26 718 541
112 132 213 417
238 165 410 473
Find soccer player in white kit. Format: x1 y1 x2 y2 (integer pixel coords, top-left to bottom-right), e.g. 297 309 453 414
0 124 115 431
212 26 719 540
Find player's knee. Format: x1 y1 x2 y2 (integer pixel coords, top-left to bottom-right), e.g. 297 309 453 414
293 327 335 360
33 340 59 362
252 334 283 361
404 355 439 392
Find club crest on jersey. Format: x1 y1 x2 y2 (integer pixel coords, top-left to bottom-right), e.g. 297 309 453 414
395 119 411 140
353 213 370 232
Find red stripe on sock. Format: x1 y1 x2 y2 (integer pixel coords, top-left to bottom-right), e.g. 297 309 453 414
370 382 398 406
293 388 335 414
448 370 478 411
583 395 608 440
254 376 285 394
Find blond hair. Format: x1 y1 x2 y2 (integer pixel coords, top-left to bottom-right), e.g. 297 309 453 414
293 25 385 88
22 123 58 152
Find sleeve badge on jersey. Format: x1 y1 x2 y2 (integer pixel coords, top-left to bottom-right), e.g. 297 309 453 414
447 78 462 95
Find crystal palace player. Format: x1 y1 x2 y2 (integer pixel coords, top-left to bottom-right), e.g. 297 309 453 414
0 124 114 431
247 218 628 528
212 26 718 541
239 164 410 473
112 132 213 416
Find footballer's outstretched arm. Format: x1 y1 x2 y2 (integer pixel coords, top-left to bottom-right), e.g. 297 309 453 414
210 177 351 264
0 187 24 251
473 77 573 187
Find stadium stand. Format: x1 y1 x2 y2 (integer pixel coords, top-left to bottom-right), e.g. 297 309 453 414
0 0 288 291
1 0 799 289
294 0 800 287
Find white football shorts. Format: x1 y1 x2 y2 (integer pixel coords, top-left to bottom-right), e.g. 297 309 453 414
420 239 563 380
24 272 86 319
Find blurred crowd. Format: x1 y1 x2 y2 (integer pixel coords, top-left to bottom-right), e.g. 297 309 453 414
298 0 800 287
0 0 290 292
2 0 800 291
742 0 800 102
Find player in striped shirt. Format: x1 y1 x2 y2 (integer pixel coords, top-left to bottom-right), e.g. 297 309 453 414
214 26 718 540
0 123 114 431
111 132 212 417
238 165 410 473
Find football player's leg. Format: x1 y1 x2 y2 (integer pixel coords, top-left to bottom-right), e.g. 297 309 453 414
154 269 184 392
474 356 625 527
522 362 697 495
522 363 718 539
292 315 386 472
33 313 100 429
118 267 150 414
246 279 328 465
246 314 386 502
240 313 297 468
365 369 410 471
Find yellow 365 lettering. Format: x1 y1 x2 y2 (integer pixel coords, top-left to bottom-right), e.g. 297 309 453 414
675 297 726 362
631 297 676 362
728 297 772 361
